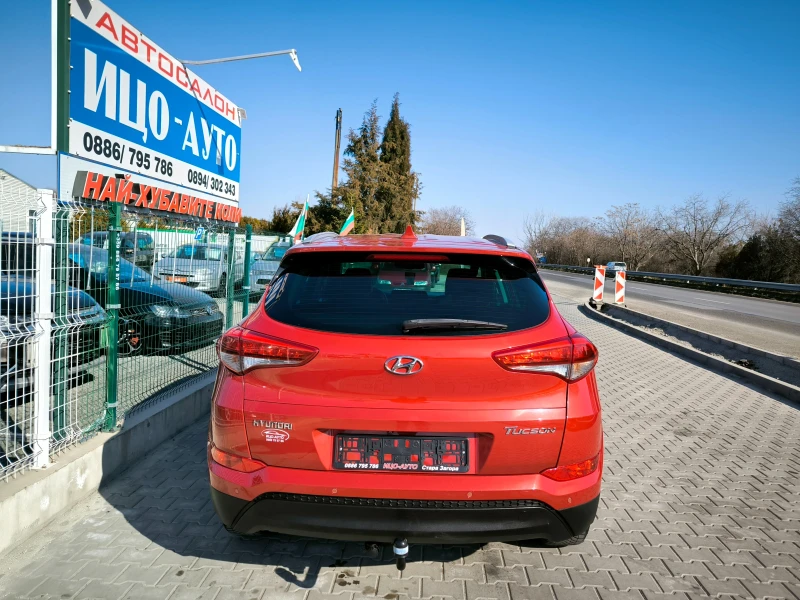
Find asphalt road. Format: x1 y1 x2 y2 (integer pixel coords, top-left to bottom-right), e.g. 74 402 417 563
539 270 800 358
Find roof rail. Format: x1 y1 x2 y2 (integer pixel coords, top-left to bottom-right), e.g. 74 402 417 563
300 231 340 244
482 234 516 249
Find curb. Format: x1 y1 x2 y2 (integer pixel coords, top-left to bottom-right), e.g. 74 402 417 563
600 302 800 368
580 301 800 405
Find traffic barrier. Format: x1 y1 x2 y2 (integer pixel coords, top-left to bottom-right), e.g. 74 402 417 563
593 266 606 301
539 264 800 293
615 271 626 304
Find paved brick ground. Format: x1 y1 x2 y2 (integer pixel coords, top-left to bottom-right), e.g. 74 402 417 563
1 296 799 600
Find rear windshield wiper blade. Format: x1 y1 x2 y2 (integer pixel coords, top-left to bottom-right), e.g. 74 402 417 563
402 319 508 334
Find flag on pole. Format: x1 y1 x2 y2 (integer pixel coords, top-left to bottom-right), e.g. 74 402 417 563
339 208 355 236
289 196 309 243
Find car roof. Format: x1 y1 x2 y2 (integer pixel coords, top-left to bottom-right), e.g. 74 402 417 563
287 233 533 259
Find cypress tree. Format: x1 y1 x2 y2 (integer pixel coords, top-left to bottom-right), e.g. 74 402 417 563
378 93 419 232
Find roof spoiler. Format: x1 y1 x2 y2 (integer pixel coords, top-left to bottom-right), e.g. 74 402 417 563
483 234 516 249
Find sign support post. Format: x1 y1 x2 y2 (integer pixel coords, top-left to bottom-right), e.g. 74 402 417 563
104 203 121 431
242 224 253 316
225 231 236 328
52 0 71 441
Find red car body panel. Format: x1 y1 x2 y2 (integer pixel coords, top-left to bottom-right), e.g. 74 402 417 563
209 233 603 544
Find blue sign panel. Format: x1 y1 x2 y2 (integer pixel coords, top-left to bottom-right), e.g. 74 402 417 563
67 0 241 204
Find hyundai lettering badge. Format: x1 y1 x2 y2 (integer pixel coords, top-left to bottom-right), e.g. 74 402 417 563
384 356 424 375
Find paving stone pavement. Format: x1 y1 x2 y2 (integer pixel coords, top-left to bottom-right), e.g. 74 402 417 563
1 295 799 600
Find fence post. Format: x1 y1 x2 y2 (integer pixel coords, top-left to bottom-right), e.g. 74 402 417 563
104 203 121 431
51 204 69 439
242 225 252 316
225 229 236 328
33 192 54 467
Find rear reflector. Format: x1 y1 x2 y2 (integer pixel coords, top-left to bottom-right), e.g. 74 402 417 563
492 334 598 382
218 327 318 374
210 443 266 473
541 452 601 481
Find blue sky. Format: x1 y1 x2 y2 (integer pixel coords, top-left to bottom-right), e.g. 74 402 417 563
1 0 798 239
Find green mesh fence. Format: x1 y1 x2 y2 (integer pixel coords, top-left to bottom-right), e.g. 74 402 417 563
2 192 284 478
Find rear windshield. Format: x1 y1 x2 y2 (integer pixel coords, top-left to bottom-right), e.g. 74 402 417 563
170 245 222 261
264 252 550 336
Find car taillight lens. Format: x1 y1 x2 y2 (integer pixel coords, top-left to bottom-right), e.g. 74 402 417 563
541 452 601 481
209 443 266 473
492 334 598 382
217 327 318 374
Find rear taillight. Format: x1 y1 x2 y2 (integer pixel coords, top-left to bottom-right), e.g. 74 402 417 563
541 452 601 481
217 327 318 374
492 334 598 382
209 376 266 473
209 443 266 473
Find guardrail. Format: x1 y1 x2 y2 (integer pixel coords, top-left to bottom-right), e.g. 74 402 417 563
539 264 800 292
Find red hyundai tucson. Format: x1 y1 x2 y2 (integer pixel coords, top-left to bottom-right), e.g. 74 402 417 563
209 229 602 554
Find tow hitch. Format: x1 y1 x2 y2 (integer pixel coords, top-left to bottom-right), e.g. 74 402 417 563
392 538 408 572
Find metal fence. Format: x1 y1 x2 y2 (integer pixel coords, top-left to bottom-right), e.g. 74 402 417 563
539 264 800 292
1 182 277 481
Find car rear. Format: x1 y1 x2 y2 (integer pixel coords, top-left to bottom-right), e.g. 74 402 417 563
208 234 602 545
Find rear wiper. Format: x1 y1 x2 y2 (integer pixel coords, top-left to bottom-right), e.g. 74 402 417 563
402 318 508 334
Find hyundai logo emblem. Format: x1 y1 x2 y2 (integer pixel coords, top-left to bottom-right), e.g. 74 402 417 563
384 356 424 375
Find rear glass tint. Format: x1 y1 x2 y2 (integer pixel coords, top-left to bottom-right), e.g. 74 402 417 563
264 252 550 336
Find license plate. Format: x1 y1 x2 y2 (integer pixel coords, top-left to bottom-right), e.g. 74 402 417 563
166 275 187 283
333 435 468 473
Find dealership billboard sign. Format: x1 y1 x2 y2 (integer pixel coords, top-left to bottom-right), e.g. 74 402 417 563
63 0 241 220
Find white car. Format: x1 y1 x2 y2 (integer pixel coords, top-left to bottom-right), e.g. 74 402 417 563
605 261 627 278
249 242 291 294
153 243 244 295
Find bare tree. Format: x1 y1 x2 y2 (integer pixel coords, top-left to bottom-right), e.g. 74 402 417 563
418 205 475 236
657 194 752 275
780 177 800 240
521 210 553 256
599 203 660 271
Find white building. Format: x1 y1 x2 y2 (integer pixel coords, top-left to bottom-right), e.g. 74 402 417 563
0 169 42 234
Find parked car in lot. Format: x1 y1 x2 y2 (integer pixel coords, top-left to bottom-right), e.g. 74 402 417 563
152 243 244 296
1 276 106 400
67 244 223 355
605 261 627 277
249 242 291 295
78 231 155 270
209 230 602 556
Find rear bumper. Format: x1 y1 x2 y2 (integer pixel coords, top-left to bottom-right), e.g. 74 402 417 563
211 487 599 544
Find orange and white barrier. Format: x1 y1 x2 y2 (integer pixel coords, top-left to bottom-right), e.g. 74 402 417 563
615 271 626 304
593 266 606 301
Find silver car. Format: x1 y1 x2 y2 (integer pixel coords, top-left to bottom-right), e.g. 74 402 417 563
250 242 291 294
153 243 244 295
605 261 627 278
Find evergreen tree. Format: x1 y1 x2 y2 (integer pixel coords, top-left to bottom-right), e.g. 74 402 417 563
304 96 422 235
378 93 419 232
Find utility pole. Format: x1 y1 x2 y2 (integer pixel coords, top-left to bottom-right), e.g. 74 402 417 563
332 108 342 191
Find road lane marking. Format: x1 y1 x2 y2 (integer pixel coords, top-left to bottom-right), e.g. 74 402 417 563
693 297 730 305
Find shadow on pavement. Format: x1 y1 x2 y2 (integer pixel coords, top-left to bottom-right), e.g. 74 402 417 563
98 418 496 596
